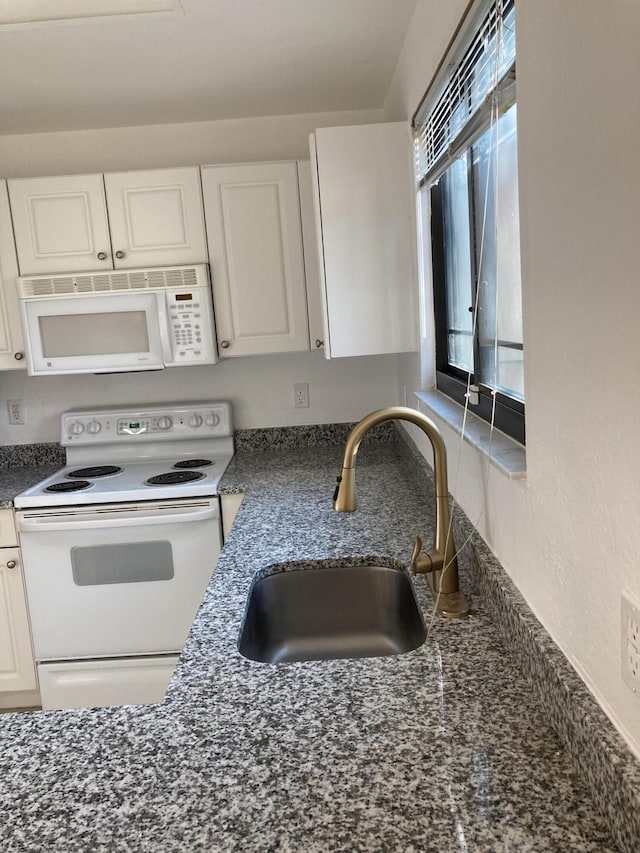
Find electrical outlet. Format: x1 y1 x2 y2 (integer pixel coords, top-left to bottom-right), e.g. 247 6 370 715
293 382 309 409
622 590 640 695
7 399 26 425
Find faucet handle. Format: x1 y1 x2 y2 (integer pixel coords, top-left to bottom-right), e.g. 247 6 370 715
410 535 423 574
411 535 434 575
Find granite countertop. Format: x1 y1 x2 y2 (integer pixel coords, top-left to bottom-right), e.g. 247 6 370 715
0 442 66 506
0 438 624 852
0 464 63 506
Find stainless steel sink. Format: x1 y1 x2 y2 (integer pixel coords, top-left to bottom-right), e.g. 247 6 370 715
238 563 427 663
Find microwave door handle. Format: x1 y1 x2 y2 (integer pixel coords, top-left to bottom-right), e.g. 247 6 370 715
157 294 174 364
18 506 218 532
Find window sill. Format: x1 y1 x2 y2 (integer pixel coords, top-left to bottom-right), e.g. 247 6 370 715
412 389 526 479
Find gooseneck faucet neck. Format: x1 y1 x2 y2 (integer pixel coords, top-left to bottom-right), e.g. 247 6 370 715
333 406 469 619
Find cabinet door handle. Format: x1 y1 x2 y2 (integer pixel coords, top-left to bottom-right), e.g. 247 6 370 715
97 252 108 260
220 340 230 349
14 352 24 361
115 250 126 259
6 560 16 569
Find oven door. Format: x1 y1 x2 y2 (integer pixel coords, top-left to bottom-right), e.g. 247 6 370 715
16 499 221 661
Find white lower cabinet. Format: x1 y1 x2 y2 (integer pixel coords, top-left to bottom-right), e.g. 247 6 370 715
221 493 244 541
309 122 419 358
38 656 179 711
201 161 310 357
0 510 37 699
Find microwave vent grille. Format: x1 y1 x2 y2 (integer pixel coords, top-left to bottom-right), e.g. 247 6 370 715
19 266 202 298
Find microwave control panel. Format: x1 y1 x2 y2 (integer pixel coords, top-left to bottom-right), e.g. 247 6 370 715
166 287 215 364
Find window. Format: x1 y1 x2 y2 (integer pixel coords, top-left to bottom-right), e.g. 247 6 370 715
414 0 524 444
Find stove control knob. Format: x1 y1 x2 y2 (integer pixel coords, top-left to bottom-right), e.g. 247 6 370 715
205 413 220 428
188 414 203 429
69 421 84 436
87 420 102 435
157 416 173 431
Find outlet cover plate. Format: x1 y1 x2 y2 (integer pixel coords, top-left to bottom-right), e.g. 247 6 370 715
293 382 309 409
622 590 640 695
7 399 25 425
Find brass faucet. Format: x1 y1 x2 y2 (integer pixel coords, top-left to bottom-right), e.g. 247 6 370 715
333 406 469 619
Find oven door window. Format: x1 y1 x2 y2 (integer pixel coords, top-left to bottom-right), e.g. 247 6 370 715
71 541 174 586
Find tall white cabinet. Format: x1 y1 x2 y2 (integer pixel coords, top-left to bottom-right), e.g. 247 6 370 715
201 161 310 357
8 167 208 276
0 509 38 702
309 122 418 358
0 181 26 370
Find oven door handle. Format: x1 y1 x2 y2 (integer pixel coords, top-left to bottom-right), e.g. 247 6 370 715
18 505 218 532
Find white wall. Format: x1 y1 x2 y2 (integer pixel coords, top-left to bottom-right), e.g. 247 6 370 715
0 351 401 443
0 109 381 177
384 0 640 757
0 107 406 443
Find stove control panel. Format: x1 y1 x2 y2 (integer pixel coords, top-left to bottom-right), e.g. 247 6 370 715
62 401 232 444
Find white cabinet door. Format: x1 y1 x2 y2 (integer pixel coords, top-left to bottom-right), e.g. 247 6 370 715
221 493 244 542
0 182 26 370
104 167 208 269
8 174 112 275
310 122 419 358
297 161 326 353
0 547 38 693
201 161 310 357
0 509 18 547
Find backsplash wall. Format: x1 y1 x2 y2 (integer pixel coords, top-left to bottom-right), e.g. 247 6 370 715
0 351 402 444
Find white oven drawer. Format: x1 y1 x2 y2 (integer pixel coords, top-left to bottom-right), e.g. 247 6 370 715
17 499 221 661
38 655 179 710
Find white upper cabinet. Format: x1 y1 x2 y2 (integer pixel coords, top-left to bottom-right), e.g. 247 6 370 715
8 174 111 276
8 167 207 276
201 161 310 357
103 167 208 269
297 160 326 352
309 122 419 358
0 181 26 370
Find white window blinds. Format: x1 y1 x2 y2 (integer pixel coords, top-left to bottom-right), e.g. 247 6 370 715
413 0 516 188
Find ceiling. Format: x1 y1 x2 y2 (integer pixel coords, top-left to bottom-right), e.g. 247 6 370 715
0 0 417 136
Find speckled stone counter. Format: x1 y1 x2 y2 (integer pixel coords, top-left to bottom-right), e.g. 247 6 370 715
0 442 65 506
0 431 637 852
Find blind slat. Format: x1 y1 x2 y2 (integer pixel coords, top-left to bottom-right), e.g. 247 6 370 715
414 0 515 184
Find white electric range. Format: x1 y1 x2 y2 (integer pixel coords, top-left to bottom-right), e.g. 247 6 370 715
14 401 234 711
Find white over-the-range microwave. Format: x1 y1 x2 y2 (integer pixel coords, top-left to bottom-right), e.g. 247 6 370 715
17 264 218 376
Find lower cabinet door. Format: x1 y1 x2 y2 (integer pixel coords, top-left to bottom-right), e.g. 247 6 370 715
0 549 37 693
38 655 180 710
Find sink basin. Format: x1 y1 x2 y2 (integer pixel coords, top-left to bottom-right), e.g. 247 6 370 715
238 563 426 663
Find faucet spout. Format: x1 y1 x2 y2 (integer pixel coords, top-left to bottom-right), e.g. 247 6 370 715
333 406 469 619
